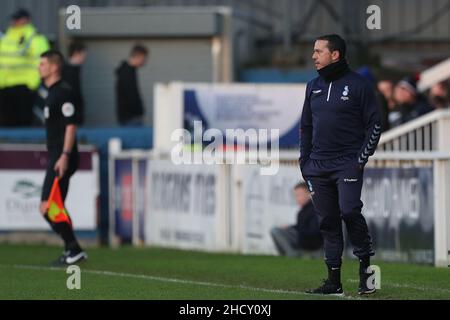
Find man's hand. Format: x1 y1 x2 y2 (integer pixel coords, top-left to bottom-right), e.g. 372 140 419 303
39 201 48 215
54 154 69 177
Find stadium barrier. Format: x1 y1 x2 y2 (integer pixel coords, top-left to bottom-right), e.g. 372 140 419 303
108 107 450 267
375 109 450 267
108 139 150 246
0 143 99 232
108 141 450 267
0 127 153 244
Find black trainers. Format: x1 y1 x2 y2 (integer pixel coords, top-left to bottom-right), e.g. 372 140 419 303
64 249 88 265
306 279 344 296
358 270 376 295
51 249 87 266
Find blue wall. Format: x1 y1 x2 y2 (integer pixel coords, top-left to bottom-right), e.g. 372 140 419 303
239 68 316 83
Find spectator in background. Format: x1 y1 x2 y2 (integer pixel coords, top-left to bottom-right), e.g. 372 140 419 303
62 42 87 125
378 80 396 109
0 8 49 127
378 80 396 110
389 76 433 128
428 81 449 110
115 44 149 126
270 182 323 257
357 67 390 132
377 79 396 132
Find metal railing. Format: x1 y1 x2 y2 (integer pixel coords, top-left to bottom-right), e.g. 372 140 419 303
378 109 450 152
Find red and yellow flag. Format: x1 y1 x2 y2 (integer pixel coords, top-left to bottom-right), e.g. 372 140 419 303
46 177 71 225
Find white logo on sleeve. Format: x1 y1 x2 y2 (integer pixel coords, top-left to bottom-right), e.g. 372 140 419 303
62 102 75 117
44 106 50 119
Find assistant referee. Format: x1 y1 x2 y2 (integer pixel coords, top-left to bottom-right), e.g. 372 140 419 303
38 50 87 265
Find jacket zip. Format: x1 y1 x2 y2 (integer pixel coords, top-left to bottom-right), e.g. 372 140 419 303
327 82 332 101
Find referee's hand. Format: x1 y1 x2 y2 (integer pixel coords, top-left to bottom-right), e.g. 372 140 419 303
54 154 69 177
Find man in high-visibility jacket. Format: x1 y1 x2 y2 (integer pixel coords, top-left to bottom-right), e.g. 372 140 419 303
0 8 49 127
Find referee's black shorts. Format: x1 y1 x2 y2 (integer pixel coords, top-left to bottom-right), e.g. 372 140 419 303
41 149 79 202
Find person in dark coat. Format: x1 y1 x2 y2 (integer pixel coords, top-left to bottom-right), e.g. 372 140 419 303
115 44 149 126
271 182 323 257
300 34 381 295
389 76 433 128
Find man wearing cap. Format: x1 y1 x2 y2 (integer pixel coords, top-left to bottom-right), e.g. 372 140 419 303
0 8 49 127
389 76 433 128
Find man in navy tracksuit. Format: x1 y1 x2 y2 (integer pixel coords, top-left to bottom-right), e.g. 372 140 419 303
300 34 381 295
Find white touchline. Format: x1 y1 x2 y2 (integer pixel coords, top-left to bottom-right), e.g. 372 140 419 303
3 264 448 297
347 279 450 294
5 264 364 299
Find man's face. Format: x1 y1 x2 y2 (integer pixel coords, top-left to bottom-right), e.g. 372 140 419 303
12 17 29 27
39 57 57 80
39 57 51 79
312 40 339 70
134 53 148 68
72 50 87 65
429 83 448 108
430 83 448 99
378 80 394 100
294 187 311 208
394 84 415 104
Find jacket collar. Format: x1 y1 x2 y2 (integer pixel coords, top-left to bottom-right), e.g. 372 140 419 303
317 58 350 83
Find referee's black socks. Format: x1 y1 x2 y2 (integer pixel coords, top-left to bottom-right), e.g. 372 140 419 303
44 212 82 252
43 213 58 233
327 265 341 285
359 256 371 274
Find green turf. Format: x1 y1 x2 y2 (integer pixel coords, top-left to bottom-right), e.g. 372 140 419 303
0 244 449 300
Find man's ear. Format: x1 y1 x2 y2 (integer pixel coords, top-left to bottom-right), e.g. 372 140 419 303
48 62 56 74
331 50 340 62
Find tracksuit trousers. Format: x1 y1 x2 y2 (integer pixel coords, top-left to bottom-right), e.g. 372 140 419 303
301 154 374 268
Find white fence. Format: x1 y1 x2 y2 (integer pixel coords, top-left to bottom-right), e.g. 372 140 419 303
378 109 450 152
373 109 450 267
109 143 450 267
0 143 99 231
108 103 450 268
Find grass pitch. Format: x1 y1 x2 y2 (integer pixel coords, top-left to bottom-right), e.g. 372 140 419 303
0 244 449 300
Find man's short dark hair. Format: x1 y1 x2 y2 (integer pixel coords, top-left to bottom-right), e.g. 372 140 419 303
68 42 86 57
130 44 149 57
11 8 31 20
316 34 346 59
294 182 308 190
41 50 65 72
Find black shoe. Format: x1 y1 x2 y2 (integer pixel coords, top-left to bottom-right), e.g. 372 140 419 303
306 279 344 296
51 249 87 266
64 249 88 265
358 270 376 295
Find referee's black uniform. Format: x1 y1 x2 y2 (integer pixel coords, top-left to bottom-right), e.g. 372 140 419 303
41 80 79 201
41 79 86 264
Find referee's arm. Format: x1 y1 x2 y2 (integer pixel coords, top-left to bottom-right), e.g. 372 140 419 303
54 124 77 177
62 124 77 154
54 94 79 177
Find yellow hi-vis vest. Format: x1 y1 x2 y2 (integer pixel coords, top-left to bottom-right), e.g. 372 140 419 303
0 23 49 90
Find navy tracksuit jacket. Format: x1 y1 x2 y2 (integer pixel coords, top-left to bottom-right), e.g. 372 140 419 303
300 70 381 268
